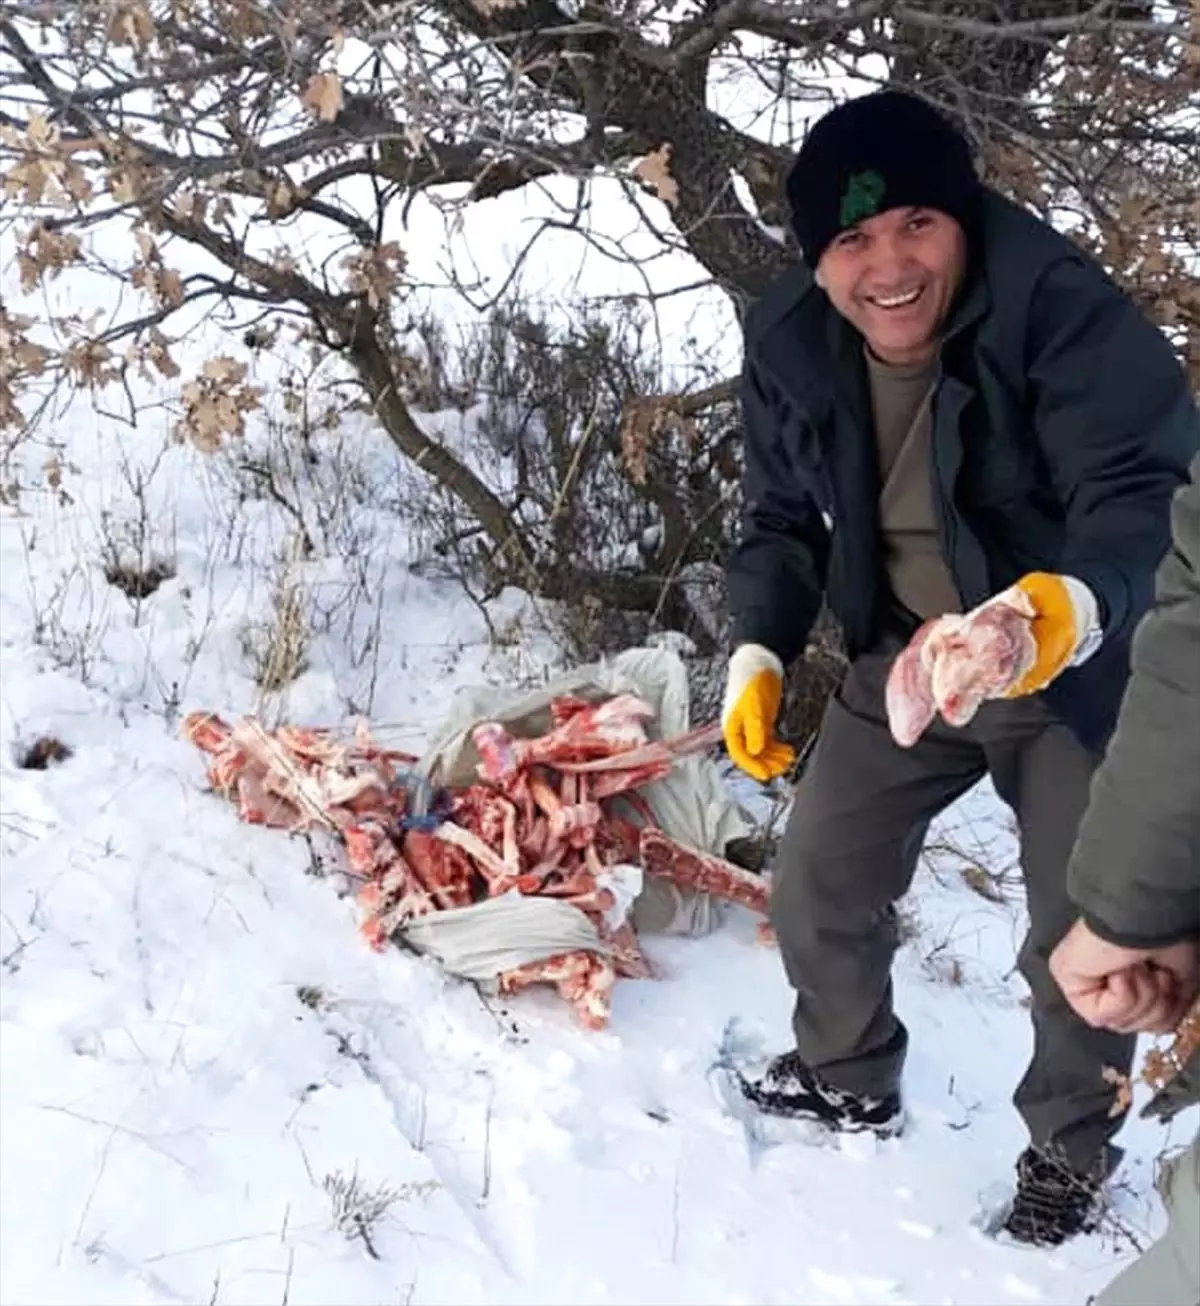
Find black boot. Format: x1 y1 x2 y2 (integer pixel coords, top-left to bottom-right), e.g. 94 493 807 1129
738 1050 904 1137
1002 1146 1104 1247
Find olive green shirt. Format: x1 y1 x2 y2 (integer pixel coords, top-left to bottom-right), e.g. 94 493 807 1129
865 348 962 620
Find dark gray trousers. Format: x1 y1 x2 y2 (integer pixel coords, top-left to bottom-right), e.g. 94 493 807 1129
770 646 1135 1173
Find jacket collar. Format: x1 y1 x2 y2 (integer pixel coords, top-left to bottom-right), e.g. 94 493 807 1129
941 253 991 344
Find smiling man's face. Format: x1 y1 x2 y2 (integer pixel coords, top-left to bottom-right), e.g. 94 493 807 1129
815 206 967 366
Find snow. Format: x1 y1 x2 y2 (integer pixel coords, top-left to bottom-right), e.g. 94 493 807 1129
3 160 1197 1306
2 669 1191 1306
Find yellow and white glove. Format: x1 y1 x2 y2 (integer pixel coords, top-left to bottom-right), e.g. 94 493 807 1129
1002 571 1102 698
721 644 796 781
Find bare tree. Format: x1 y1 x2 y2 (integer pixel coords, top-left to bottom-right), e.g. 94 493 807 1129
1 0 1195 654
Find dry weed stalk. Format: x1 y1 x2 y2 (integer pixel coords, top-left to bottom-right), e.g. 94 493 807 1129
322 1169 439 1259
241 542 313 708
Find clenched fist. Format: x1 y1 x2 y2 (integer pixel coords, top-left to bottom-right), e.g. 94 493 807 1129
1049 918 1200 1036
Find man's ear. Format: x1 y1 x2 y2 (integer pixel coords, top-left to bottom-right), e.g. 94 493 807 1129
813 264 826 290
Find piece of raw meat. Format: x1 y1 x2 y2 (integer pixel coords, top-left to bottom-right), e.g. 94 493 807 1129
885 618 941 748
639 827 769 916
929 591 1037 725
473 694 656 781
885 588 1038 747
497 950 617 1030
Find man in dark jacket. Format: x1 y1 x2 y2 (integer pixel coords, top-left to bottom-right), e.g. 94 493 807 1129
720 88 1200 1246
1049 450 1200 1303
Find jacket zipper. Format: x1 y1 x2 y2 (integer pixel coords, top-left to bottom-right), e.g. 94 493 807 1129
929 366 962 609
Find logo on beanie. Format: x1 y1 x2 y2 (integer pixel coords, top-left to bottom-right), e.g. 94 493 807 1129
839 169 886 228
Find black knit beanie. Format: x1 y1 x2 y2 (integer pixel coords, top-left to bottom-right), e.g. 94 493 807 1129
786 90 981 268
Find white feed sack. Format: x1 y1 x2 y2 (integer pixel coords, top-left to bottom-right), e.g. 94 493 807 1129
399 644 759 978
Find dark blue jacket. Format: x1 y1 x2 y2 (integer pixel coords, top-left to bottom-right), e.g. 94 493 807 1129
728 188 1200 753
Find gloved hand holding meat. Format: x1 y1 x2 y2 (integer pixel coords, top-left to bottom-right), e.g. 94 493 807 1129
885 571 1100 747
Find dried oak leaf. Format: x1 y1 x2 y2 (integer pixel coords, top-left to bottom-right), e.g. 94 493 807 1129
106 2 155 48
174 357 262 452
132 261 185 309
1139 995 1200 1091
1101 1065 1134 1118
1 114 81 208
0 310 50 433
109 163 150 204
24 111 54 149
342 242 406 309
634 144 680 210
301 72 343 123
0 311 48 374
64 338 121 389
619 396 695 485
128 328 181 381
17 225 83 292
3 158 51 205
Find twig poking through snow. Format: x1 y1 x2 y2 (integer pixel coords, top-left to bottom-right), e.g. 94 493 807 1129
1 910 34 973
70 1121 118 1253
479 1076 495 1206
670 1156 681 1264
281 1246 295 1304
322 1170 439 1259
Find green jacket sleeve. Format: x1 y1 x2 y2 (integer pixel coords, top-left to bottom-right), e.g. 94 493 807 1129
1066 449 1200 947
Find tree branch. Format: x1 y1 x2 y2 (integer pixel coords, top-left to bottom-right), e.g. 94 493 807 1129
429 0 795 302
693 0 1187 45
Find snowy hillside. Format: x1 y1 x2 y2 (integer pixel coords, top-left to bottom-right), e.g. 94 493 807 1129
2 180 1196 1306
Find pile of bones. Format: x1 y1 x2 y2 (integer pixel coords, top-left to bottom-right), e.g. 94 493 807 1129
184 692 770 1029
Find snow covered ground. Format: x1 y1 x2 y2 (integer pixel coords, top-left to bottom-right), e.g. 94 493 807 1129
3 186 1196 1306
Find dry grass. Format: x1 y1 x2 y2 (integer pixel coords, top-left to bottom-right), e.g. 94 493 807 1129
922 817 1022 908
96 443 178 624
240 543 313 705
921 940 967 987
24 554 111 685
322 1169 440 1259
